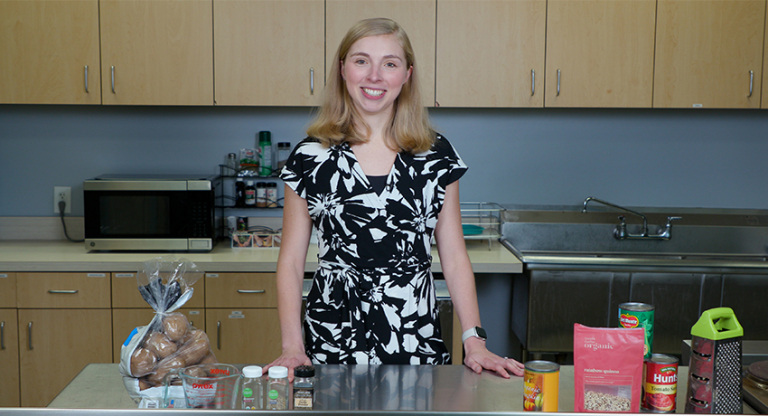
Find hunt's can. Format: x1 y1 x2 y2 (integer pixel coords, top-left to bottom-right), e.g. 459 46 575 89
523 360 560 412
619 302 654 359
642 354 678 412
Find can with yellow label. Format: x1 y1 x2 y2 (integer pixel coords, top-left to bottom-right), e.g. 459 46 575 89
524 361 560 412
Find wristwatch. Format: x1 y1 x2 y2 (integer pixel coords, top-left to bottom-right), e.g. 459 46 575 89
461 326 487 343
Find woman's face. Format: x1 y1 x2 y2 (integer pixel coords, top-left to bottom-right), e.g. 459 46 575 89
341 34 412 121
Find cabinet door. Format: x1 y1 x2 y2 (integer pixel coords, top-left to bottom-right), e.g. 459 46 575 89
206 308 281 364
763 4 768 109
18 309 112 407
436 0 546 108
205 273 277 308
654 0 765 108
100 0 213 105
326 0 436 107
214 0 324 106
0 272 15 307
0 0 100 104
545 0 656 108
112 308 205 363
0 309 19 407
17 272 110 309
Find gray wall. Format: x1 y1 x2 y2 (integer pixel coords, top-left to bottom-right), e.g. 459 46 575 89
2 105 768 216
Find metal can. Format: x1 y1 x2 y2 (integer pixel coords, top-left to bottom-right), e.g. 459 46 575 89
619 302 654 359
524 360 560 412
642 354 678 412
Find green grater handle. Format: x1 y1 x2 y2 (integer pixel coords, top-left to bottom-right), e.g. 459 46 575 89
690 307 744 340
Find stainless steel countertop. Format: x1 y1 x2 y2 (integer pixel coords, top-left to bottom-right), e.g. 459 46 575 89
24 363 757 414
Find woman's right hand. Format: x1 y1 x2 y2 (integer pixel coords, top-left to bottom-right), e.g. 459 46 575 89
263 347 311 382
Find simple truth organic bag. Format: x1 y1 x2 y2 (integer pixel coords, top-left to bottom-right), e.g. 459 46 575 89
573 323 645 412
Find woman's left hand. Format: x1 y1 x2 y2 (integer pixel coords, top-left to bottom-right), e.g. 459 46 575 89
462 337 525 378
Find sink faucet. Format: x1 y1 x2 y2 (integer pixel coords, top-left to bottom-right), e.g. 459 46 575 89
582 197 682 240
582 197 649 237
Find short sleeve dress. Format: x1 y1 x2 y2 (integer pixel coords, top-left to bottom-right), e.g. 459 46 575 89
280 134 468 365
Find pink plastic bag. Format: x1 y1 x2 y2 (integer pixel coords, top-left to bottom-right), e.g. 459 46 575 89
573 323 644 412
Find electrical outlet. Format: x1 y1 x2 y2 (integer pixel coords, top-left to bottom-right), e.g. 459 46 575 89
54 186 71 213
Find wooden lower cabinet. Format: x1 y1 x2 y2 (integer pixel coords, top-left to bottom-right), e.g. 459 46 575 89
18 309 112 407
0 309 20 407
111 308 205 363
205 308 281 365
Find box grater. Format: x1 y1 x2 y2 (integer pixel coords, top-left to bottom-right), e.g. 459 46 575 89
685 307 743 414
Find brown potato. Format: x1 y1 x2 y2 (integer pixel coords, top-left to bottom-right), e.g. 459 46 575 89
144 331 177 359
162 313 189 342
138 377 152 391
199 353 218 365
147 355 186 386
177 338 209 366
130 347 157 377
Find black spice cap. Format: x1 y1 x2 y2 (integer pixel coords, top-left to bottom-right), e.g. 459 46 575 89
294 365 315 377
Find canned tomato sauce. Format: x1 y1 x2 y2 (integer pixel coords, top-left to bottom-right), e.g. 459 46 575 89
642 354 678 413
524 361 560 412
619 302 654 359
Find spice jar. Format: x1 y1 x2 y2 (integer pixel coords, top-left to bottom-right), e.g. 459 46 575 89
293 365 315 410
241 365 264 410
267 366 288 410
256 182 267 208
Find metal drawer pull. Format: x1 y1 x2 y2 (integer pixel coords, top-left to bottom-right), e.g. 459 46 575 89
557 69 561 96
748 70 754 97
111 66 115 93
48 289 78 294
28 322 33 350
84 65 89 93
217 321 221 350
310 68 314 95
237 289 265 294
1 321 5 350
531 69 535 96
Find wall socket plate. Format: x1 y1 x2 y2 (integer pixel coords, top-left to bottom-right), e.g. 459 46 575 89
54 186 71 213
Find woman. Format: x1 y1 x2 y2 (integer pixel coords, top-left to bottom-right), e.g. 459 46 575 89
266 17 524 379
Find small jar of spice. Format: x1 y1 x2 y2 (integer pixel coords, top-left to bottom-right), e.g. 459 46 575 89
293 365 315 410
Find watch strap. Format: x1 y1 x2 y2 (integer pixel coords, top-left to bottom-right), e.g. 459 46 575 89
461 326 487 343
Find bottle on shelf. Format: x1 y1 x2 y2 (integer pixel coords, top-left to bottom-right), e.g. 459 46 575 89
276 142 291 174
226 152 238 176
245 181 256 206
259 131 272 177
235 178 246 207
256 182 267 208
266 182 278 207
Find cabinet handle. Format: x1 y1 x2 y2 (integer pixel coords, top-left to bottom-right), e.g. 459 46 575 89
748 70 754 97
111 66 116 94
556 69 561 96
531 69 535 96
237 289 265 294
48 289 78 294
28 322 33 350
217 321 221 350
84 65 89 93
310 68 315 95
1 321 5 350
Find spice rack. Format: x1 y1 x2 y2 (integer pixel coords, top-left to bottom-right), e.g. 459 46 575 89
460 202 504 249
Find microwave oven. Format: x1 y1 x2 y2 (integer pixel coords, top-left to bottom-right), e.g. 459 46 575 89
83 174 222 252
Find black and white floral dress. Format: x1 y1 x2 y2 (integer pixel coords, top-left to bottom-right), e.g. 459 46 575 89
280 134 468 365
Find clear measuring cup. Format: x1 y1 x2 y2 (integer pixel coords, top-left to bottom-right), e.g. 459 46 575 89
162 363 242 409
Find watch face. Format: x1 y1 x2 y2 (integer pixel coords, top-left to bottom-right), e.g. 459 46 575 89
476 327 487 340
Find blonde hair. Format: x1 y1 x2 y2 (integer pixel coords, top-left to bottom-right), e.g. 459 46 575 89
306 18 435 154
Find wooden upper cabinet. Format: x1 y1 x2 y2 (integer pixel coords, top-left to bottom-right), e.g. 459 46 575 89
436 0 546 108
545 0 656 108
654 0 765 109
326 0 436 107
214 0 324 106
762 3 768 109
100 0 213 105
0 0 101 104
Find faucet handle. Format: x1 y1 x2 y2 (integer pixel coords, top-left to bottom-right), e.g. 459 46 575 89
666 216 682 226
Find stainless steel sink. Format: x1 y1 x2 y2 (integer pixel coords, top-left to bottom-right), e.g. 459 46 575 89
501 206 768 269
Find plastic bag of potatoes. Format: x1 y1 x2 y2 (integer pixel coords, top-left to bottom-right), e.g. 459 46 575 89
118 256 217 402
